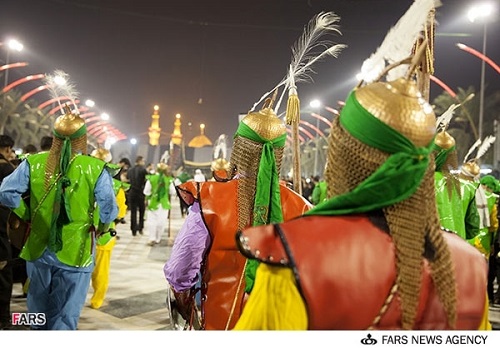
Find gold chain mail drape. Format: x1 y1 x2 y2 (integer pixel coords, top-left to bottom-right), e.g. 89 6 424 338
45 134 88 190
324 118 457 329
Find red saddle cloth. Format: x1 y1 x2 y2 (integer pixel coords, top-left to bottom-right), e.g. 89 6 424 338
177 180 311 330
238 214 488 330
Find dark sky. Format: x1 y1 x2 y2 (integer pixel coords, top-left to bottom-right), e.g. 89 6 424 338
1 0 499 145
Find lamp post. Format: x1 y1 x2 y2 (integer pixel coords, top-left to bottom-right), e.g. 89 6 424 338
467 2 495 140
3 39 24 88
310 99 321 176
130 137 138 161
1 39 24 133
3 39 24 90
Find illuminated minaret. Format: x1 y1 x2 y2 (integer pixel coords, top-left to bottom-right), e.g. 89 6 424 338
171 113 183 145
168 113 183 170
148 105 161 146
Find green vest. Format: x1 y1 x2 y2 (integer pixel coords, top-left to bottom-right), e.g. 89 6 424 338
468 189 499 256
435 171 480 240
19 153 106 267
146 173 173 211
312 181 327 205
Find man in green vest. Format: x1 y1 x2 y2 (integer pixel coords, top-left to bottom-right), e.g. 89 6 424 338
311 176 327 205
89 148 128 310
467 174 499 259
477 175 500 304
433 131 480 241
0 107 117 330
144 162 174 246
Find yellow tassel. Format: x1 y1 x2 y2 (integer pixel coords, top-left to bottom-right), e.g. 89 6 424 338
285 88 300 126
233 264 308 330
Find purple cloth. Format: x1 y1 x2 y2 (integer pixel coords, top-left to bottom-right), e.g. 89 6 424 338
163 201 210 291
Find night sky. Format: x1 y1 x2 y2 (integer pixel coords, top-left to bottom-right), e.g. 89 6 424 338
1 0 499 145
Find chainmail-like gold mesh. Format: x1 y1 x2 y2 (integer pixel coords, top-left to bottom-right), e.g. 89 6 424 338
441 148 458 172
439 149 461 200
45 134 88 190
324 118 457 329
229 135 284 231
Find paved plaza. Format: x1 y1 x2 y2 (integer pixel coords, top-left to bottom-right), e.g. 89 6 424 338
8 194 500 330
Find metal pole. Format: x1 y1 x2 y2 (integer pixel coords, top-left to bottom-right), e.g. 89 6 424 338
478 22 487 140
3 50 10 90
1 51 10 134
313 116 319 176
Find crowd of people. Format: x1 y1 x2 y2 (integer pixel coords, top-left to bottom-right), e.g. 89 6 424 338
0 2 497 332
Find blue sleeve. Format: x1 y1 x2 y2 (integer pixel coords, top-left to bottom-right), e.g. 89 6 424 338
94 168 118 223
0 160 30 208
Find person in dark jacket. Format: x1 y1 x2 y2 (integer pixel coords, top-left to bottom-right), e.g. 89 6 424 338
0 135 16 329
127 156 148 236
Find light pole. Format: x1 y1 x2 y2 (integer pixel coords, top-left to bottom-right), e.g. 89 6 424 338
467 2 495 140
309 99 322 177
1 39 24 133
3 39 24 90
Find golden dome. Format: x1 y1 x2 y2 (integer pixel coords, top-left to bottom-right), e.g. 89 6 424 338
355 78 436 147
242 98 286 141
91 148 112 162
54 106 86 136
434 131 456 150
211 158 230 172
188 135 213 148
188 124 213 148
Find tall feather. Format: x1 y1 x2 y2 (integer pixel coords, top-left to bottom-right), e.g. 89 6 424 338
435 104 459 132
463 138 481 164
359 0 437 83
475 135 496 161
44 70 79 115
250 12 346 113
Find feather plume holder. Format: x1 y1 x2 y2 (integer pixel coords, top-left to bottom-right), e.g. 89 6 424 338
357 39 428 88
285 87 300 126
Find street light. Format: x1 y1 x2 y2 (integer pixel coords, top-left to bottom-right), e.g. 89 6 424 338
1 39 24 133
467 2 495 140
3 39 24 89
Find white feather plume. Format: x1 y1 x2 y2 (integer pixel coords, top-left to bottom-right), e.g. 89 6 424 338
359 0 437 83
463 138 481 164
213 134 227 160
435 104 459 131
44 70 79 115
250 12 346 113
287 12 344 85
475 135 496 161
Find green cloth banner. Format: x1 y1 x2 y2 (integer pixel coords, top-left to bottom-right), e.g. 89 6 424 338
306 91 434 217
